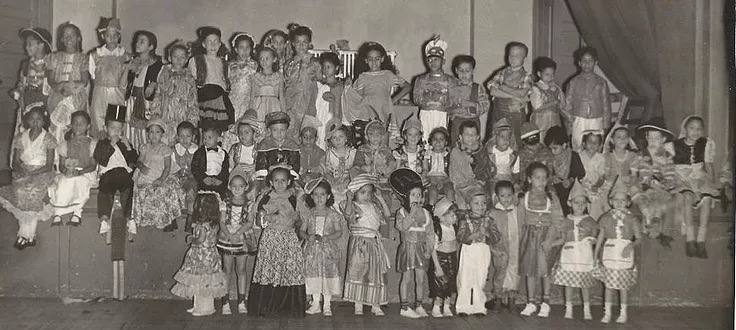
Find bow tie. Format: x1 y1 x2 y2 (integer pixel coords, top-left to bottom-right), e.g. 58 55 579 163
206 147 219 152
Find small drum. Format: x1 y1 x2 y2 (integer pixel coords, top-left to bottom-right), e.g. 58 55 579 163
560 240 595 272
602 238 634 270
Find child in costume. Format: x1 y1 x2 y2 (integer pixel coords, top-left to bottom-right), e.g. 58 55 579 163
351 120 396 193
192 127 229 197
218 175 255 315
299 124 326 183
48 110 97 227
228 110 261 182
428 197 459 317
487 42 534 146
486 118 520 195
414 35 457 141
261 29 291 74
393 114 426 174
323 124 356 207
449 121 491 210
425 127 454 205
13 28 52 139
299 177 344 316
342 174 392 316
455 186 502 316
189 26 233 132
518 122 555 189
449 55 490 144
593 176 642 324
150 40 199 146
518 162 565 318
223 32 258 150
171 192 228 317
125 30 163 148
631 117 676 248
46 22 88 145
253 111 301 185
530 56 564 141
673 115 719 258
131 118 186 230
248 46 285 122
391 169 434 318
602 123 639 189
0 107 55 249
578 129 608 220
545 125 585 215
166 121 198 232
316 52 346 148
485 181 522 314
249 166 306 318
550 180 598 320
563 47 612 151
352 41 411 125
283 24 321 136
89 18 130 135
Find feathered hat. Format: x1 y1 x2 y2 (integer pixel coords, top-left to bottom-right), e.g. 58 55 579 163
400 113 422 134
424 35 447 59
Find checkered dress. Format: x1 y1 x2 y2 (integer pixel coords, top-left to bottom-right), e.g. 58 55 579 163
591 264 638 290
552 263 597 288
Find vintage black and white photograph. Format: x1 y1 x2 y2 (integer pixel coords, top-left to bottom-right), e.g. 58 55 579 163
0 0 734 328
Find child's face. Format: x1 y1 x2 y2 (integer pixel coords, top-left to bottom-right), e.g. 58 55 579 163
431 132 447 151
203 34 221 55
645 130 665 149
366 128 384 147
106 121 124 138
460 127 479 148
427 56 443 73
528 167 549 190
538 67 555 83
322 61 337 78
496 187 515 207
177 127 194 147
170 48 188 69
549 143 566 155
579 54 596 73
508 46 527 67
610 192 629 210
569 195 588 215
71 115 89 136
26 111 44 131
408 187 423 208
355 184 374 203
365 50 384 72
135 34 153 55
404 128 422 147
583 134 602 154
612 128 630 150
103 27 120 46
684 119 704 140
495 130 512 151
202 130 219 147
268 123 288 141
147 125 164 143
455 62 474 83
259 49 275 72
330 130 347 148
269 171 291 192
235 40 252 60
271 35 287 55
238 124 255 145
311 186 330 207
440 210 457 226
25 37 45 58
469 195 487 215
292 35 310 55
230 176 247 196
61 27 79 52
300 129 317 146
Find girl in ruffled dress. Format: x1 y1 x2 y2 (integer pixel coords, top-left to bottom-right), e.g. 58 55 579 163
249 46 285 122
222 33 258 150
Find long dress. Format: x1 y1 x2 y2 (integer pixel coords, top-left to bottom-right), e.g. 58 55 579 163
46 52 88 144
171 222 228 298
353 70 407 124
300 207 344 296
48 135 98 216
250 71 284 122
517 191 565 277
222 59 258 151
150 64 199 146
89 46 130 134
283 53 320 135
131 143 187 229
248 191 306 318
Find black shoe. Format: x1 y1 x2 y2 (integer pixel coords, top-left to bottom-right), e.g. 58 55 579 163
685 241 696 258
484 299 497 310
696 242 708 259
506 297 517 313
656 234 674 250
458 312 469 317
163 220 178 232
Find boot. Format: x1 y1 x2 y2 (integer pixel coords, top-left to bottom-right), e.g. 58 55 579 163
685 241 697 258
506 297 518 314
163 219 178 232
564 303 573 319
601 303 612 323
696 241 708 259
656 234 674 250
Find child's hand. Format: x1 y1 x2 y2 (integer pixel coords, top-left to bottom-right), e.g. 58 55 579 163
540 241 550 253
109 135 120 146
139 163 150 175
120 136 132 149
374 190 385 201
211 178 222 186
322 91 335 102
435 267 445 278
203 177 214 185
144 83 156 98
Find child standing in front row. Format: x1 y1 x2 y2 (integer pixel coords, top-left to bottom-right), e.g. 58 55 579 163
449 55 490 144
485 181 521 313
487 42 534 146
171 192 228 317
593 177 642 324
428 198 459 317
455 187 501 316
518 162 564 318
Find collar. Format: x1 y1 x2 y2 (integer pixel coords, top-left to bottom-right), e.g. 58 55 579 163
495 202 515 211
96 45 126 57
537 80 550 89
205 146 220 152
567 214 587 221
175 143 198 155
508 66 524 72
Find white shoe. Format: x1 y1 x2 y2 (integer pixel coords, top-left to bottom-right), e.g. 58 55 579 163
222 302 231 315
192 309 215 317
616 313 627 323
238 301 247 314
537 302 550 318
520 303 537 316
400 307 422 319
354 304 363 315
99 220 110 235
371 306 384 316
564 306 573 319
323 307 332 316
127 219 137 235
442 305 454 317
306 303 321 315
601 313 612 323
432 305 443 318
415 305 429 317
583 307 592 320
186 307 194 314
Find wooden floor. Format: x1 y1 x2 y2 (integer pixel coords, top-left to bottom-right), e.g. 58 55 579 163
0 297 732 329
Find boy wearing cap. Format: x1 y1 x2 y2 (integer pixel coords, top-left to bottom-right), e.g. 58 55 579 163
487 42 534 146
413 36 458 142
449 55 490 144
89 17 131 135
254 111 301 182
428 197 459 317
94 105 139 246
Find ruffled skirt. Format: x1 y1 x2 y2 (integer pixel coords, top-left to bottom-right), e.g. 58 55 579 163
0 172 55 240
343 235 389 305
171 245 228 298
132 177 187 229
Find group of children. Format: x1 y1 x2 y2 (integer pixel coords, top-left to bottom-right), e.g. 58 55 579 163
4 19 731 322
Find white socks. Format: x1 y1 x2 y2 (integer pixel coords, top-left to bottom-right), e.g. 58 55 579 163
697 227 707 242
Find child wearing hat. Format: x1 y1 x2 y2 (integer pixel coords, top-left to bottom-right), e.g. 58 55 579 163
190 26 234 132
518 122 555 187
455 186 502 316
131 118 186 230
13 27 52 138
413 36 458 142
449 55 490 144
89 18 131 135
299 121 326 184
428 197 459 317
228 110 261 182
485 181 522 313
254 111 301 183
191 127 229 198
352 120 396 190
486 118 520 195
393 114 426 174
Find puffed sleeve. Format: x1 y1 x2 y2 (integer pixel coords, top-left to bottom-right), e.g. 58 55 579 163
704 138 715 163
530 85 544 110
44 132 57 150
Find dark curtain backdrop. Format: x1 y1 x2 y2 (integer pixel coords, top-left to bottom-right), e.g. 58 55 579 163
566 0 696 132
